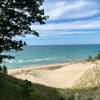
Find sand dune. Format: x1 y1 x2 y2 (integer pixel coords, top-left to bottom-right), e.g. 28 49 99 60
8 61 99 89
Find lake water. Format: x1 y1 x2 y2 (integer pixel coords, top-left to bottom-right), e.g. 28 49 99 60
2 44 100 69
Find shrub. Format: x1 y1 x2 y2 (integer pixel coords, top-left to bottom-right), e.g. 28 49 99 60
88 97 93 100
60 97 65 100
0 66 2 72
96 51 100 59
31 91 43 100
2 65 7 74
88 55 93 61
67 95 74 100
20 80 33 98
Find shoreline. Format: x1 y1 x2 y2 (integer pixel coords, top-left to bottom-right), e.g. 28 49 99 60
8 60 86 74
8 60 99 89
8 59 86 70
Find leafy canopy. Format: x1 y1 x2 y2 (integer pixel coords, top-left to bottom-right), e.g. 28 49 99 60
0 0 48 63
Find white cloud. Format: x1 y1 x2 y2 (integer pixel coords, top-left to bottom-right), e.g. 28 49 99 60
30 0 100 37
31 19 100 32
38 31 96 37
44 0 99 20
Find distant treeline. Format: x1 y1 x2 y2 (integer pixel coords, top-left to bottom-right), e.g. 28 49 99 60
87 51 100 61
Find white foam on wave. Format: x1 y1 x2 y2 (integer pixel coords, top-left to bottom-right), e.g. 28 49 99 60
5 57 57 64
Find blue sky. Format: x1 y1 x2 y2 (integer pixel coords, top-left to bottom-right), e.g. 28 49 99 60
16 0 100 45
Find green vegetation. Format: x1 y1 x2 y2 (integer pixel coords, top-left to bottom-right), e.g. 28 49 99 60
88 55 92 60
0 73 64 100
0 0 48 63
0 65 7 73
58 85 100 100
1 1 100 100
88 98 93 100
56 64 100 100
2 65 7 74
95 51 100 59
0 66 2 71
67 95 74 100
87 50 100 61
87 55 94 61
73 66 100 89
1 70 100 100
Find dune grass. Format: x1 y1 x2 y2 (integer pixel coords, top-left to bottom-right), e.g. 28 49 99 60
58 85 100 100
0 73 64 100
1 64 100 100
58 65 100 100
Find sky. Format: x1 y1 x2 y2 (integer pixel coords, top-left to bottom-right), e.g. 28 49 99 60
16 0 100 45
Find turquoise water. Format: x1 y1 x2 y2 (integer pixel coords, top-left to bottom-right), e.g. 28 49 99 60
2 44 100 69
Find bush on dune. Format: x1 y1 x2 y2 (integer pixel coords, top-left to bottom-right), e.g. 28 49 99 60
0 65 8 74
95 51 100 59
0 73 64 100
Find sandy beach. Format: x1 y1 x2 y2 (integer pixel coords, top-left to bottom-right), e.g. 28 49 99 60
8 61 100 89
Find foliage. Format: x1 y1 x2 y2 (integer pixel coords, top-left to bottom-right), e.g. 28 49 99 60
88 55 92 60
20 80 33 98
0 73 63 100
0 0 48 63
87 55 93 61
67 95 74 100
2 65 7 73
0 65 2 71
31 91 44 100
87 51 100 61
88 97 93 100
0 65 8 73
95 51 100 59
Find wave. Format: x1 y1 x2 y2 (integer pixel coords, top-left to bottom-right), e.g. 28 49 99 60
5 57 57 64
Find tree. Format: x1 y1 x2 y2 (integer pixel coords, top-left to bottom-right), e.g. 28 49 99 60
0 65 2 72
2 65 7 73
20 80 33 99
87 55 93 61
88 55 92 60
96 51 100 59
88 97 93 100
67 95 74 100
0 0 48 63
